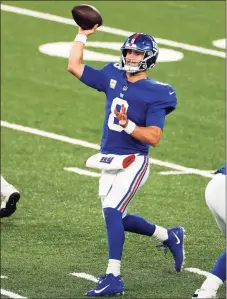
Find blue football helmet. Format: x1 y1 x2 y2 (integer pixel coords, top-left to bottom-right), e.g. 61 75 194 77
120 33 159 73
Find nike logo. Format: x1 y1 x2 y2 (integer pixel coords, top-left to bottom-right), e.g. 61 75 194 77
94 284 110 294
169 91 175 95
172 232 180 244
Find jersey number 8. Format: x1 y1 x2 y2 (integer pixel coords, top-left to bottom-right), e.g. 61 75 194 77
108 97 129 132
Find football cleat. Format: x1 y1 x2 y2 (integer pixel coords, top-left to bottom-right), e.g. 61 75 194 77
192 289 217 299
0 186 20 218
85 273 125 297
157 226 185 272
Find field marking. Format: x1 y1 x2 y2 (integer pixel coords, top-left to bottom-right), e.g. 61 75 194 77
70 272 98 283
212 39 225 50
185 267 209 277
1 121 214 179
159 170 214 176
64 167 101 177
39 41 184 63
64 167 214 178
1 121 99 150
70 268 209 285
0 289 27 299
1 4 225 59
1 275 8 279
160 170 196 175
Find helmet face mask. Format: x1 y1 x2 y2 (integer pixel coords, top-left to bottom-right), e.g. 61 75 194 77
122 49 145 73
120 33 159 73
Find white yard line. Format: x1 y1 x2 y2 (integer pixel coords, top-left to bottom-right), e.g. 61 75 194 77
160 170 215 175
1 120 214 179
64 167 213 178
70 272 98 283
64 167 101 177
159 170 194 175
0 289 27 299
1 121 99 150
1 276 8 279
70 269 209 284
149 157 214 178
1 4 225 58
185 267 210 277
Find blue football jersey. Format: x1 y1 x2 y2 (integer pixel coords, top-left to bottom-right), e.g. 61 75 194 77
215 163 226 175
80 62 177 155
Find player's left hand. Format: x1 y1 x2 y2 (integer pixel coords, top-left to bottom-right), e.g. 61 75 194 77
114 104 128 128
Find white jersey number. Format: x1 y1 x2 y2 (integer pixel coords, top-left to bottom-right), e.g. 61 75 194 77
108 97 129 132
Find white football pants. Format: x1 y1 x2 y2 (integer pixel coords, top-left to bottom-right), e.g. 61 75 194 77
205 173 226 236
99 155 150 218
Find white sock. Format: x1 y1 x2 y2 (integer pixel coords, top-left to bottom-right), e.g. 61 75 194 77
106 259 121 277
200 273 223 293
153 225 168 241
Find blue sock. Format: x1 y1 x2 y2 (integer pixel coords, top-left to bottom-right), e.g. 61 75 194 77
123 214 156 236
103 207 125 260
211 251 226 282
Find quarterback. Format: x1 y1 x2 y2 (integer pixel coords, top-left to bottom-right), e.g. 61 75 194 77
68 24 185 296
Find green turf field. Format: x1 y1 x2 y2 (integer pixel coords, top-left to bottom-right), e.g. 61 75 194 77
1 1 226 298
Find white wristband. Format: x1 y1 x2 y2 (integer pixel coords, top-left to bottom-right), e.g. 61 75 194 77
74 34 87 45
124 120 136 134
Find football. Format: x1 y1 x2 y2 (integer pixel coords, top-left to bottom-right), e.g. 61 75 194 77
71 4 103 30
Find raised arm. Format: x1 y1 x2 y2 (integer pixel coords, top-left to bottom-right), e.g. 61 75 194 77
67 24 99 79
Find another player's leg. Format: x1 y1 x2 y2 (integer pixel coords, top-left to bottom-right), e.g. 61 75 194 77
192 252 226 299
192 173 226 299
0 175 20 218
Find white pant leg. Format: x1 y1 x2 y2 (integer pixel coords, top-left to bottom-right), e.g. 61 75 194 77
99 155 150 218
205 173 226 235
1 175 10 191
99 170 119 218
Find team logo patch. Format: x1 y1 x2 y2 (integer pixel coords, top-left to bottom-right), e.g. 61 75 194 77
110 79 117 89
100 157 114 164
123 86 128 91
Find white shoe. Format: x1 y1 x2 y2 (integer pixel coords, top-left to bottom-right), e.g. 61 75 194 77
0 185 20 218
192 289 217 299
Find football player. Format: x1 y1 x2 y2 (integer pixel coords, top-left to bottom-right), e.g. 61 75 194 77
192 163 226 299
68 25 185 296
0 175 20 218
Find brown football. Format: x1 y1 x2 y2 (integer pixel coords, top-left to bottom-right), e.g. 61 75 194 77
71 4 103 30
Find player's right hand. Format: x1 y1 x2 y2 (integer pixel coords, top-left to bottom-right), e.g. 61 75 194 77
78 24 99 36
